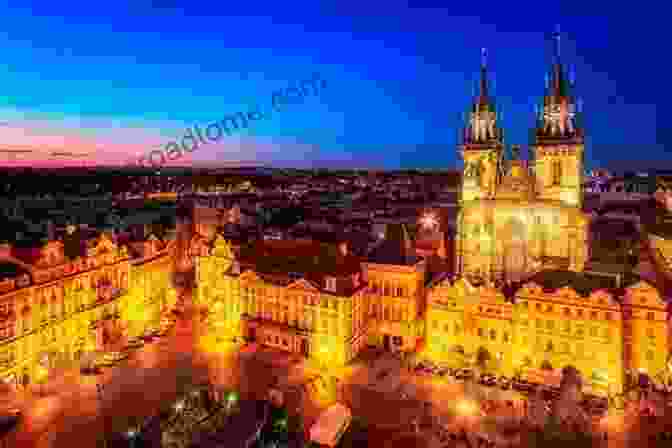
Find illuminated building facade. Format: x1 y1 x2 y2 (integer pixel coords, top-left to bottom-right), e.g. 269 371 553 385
425 273 670 394
456 38 589 283
363 223 427 352
196 236 369 367
0 232 175 386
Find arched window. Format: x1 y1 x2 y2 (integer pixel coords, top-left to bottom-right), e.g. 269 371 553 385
489 329 497 341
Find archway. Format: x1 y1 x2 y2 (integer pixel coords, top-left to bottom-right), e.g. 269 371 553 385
503 218 527 282
452 345 465 355
476 347 492 369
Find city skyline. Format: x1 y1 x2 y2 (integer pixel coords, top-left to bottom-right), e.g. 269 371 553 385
0 3 668 170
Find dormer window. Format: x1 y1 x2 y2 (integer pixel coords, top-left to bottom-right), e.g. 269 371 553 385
325 277 337 292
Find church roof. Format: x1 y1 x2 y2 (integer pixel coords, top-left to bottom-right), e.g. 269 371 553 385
368 223 420 266
521 269 642 298
495 160 535 201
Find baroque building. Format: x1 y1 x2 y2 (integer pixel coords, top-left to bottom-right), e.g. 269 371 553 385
425 271 669 395
0 231 175 387
196 235 369 367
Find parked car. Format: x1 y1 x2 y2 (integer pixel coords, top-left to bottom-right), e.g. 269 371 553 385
80 365 102 375
512 379 531 391
456 369 474 380
126 338 144 349
100 352 128 367
437 367 450 377
141 333 159 343
498 376 511 390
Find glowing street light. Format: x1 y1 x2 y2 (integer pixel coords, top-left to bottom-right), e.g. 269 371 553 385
420 213 439 230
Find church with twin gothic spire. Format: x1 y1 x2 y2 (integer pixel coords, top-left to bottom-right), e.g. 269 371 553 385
456 32 589 283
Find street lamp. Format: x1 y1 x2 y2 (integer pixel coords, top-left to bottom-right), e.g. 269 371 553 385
126 429 139 448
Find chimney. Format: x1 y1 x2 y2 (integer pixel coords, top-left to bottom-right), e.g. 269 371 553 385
338 241 349 257
47 220 56 241
0 243 11 259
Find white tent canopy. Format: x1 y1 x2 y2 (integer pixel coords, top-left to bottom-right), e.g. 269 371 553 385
309 403 352 447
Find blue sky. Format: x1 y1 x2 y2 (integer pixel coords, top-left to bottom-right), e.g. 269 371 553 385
0 1 668 170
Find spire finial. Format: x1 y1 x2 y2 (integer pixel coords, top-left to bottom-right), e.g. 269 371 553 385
478 48 489 100
552 25 561 61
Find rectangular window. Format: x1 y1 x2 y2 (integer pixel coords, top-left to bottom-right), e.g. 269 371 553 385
647 312 655 320
326 277 337 292
552 160 562 186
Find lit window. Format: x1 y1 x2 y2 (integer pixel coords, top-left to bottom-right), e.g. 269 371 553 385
552 160 562 185
325 277 337 292
490 329 497 341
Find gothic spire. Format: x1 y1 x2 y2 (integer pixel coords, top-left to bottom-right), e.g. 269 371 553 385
463 48 502 145
536 27 582 139
548 26 569 99
478 48 489 104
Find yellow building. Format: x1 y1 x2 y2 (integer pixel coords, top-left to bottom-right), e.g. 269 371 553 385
197 235 369 367
0 232 175 387
363 223 427 352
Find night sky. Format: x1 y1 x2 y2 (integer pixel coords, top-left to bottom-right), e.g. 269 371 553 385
0 2 668 170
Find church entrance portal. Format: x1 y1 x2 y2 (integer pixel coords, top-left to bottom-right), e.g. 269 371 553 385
383 334 391 351
503 218 527 282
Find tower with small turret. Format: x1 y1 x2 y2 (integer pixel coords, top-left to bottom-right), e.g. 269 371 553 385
459 48 505 202
532 27 585 207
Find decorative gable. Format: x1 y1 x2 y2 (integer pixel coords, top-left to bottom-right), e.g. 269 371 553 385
239 270 261 284
624 280 664 308
212 235 234 259
287 278 321 292
588 289 615 306
38 241 65 267
96 233 117 253
556 286 579 300
453 277 474 295
518 282 543 296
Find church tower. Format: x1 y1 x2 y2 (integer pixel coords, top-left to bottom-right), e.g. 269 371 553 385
532 28 584 207
459 48 504 203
